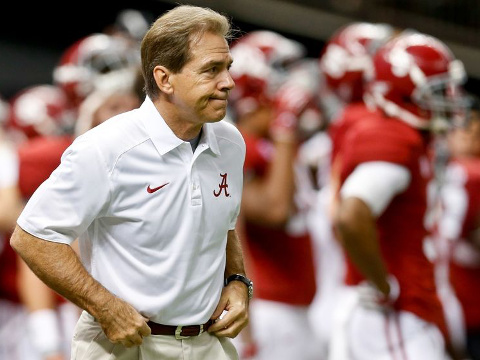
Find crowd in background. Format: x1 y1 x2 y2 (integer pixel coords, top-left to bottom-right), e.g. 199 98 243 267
1 5 480 360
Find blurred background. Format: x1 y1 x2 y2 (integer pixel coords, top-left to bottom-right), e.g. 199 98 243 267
2 1 480 359
1 0 479 99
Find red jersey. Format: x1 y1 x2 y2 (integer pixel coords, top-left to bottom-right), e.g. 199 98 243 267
18 135 74 199
328 102 377 206
328 102 376 166
0 135 73 303
242 133 317 305
443 158 480 330
0 235 20 302
338 110 448 336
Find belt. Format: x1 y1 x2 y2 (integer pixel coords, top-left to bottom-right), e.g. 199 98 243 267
147 319 214 339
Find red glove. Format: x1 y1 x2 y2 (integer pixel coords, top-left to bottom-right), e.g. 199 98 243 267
270 82 315 141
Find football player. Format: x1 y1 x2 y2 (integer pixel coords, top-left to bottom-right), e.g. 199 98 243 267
330 31 468 359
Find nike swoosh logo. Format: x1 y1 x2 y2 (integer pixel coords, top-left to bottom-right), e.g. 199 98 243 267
147 183 169 193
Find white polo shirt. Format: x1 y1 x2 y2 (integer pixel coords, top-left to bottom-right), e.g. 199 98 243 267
17 96 246 325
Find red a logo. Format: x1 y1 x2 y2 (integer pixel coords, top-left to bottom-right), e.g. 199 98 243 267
213 173 230 197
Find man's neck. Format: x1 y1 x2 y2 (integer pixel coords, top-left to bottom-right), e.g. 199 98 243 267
153 99 203 141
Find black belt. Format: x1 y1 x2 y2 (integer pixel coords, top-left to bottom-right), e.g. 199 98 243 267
147 319 214 339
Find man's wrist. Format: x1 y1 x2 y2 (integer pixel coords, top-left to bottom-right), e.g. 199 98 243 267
225 274 254 300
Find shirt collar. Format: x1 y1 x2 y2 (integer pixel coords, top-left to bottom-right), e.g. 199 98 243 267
200 120 221 156
139 96 221 156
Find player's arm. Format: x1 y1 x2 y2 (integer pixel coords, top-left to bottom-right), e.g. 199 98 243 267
241 77 315 227
10 225 151 347
334 196 391 294
241 138 296 227
333 161 410 297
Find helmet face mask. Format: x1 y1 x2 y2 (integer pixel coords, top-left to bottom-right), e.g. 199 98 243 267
414 65 469 132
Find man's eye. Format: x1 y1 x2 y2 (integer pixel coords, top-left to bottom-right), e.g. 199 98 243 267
208 66 218 73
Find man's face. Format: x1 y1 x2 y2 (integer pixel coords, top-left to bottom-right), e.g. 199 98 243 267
169 31 235 125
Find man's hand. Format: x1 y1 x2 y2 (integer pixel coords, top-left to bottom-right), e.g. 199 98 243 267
95 296 151 348
208 281 249 338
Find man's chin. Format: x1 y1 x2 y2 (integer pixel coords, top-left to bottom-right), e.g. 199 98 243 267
205 108 227 122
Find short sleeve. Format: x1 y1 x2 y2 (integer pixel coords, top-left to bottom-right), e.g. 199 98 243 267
17 137 111 244
341 161 411 217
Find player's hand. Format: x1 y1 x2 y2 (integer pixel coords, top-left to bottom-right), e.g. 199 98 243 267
270 82 315 141
208 281 249 338
357 276 400 312
96 296 151 347
269 59 320 142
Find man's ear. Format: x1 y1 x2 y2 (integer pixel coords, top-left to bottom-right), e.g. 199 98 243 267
153 65 173 94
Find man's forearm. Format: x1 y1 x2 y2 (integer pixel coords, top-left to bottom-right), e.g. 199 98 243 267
224 229 246 277
10 225 118 320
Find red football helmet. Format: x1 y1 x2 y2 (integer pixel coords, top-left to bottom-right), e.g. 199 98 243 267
233 30 306 73
6 85 75 141
319 22 394 103
53 33 140 107
229 30 307 119
229 42 275 118
365 32 467 130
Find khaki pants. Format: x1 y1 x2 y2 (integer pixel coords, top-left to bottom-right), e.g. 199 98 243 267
71 311 239 360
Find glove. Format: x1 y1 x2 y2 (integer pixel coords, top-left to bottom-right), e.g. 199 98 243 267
270 82 315 141
357 275 400 312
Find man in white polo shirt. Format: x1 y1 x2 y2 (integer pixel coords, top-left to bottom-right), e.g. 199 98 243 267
10 5 252 360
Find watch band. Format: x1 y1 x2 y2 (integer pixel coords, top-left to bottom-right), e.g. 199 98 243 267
225 274 254 300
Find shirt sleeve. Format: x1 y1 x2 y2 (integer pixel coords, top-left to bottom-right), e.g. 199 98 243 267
17 136 111 244
340 161 411 217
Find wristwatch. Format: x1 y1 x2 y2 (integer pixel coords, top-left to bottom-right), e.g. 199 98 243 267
225 274 254 300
